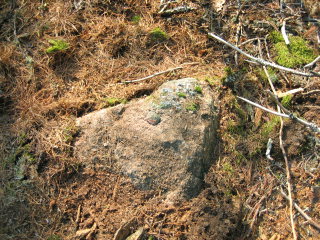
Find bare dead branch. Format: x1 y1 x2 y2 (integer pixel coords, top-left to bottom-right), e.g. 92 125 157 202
277 88 304 98
258 39 277 95
238 38 262 47
280 188 320 231
237 96 288 117
237 96 320 133
304 56 320 68
266 90 291 115
235 22 242 65
121 67 183 84
279 119 297 240
302 90 320 96
281 20 290 45
121 62 199 84
208 32 319 77
266 138 274 161
160 5 196 16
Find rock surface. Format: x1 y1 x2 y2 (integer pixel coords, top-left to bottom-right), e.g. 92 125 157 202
75 78 219 201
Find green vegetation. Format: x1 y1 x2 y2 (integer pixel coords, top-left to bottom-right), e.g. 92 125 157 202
105 97 127 106
257 67 278 84
63 125 78 144
46 39 69 53
47 235 61 240
270 31 316 68
2 133 36 169
224 66 233 75
185 102 199 112
194 85 202 94
177 92 187 98
131 15 141 24
149 27 169 43
281 94 293 108
222 162 234 174
269 30 284 43
221 67 244 88
261 116 280 140
204 76 220 86
226 120 246 136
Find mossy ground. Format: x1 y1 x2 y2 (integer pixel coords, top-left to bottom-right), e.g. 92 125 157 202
270 31 317 68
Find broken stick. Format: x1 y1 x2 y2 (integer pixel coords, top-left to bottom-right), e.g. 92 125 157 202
208 32 319 77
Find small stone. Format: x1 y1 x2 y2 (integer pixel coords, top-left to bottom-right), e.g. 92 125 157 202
146 113 161 126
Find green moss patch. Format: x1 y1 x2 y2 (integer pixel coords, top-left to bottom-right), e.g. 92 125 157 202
185 102 199 112
105 97 127 106
46 39 69 53
177 92 187 98
281 94 293 108
270 31 316 68
194 85 202 94
131 15 141 24
149 27 169 43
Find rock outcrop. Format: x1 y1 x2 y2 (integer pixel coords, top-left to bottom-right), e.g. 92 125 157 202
75 78 219 201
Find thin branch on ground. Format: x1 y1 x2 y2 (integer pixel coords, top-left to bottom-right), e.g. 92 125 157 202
281 20 290 45
121 62 199 84
260 35 297 238
208 32 319 77
304 56 320 68
121 66 183 84
237 96 320 133
266 138 274 161
258 39 277 95
280 188 320 231
277 88 304 98
264 37 271 60
279 118 298 240
160 5 196 16
237 96 288 117
238 38 262 47
302 89 320 96
266 90 291 115
235 21 242 65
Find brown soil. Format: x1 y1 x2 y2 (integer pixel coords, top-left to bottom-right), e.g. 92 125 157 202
0 0 319 240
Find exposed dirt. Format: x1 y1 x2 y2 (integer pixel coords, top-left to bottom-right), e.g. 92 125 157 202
0 0 319 240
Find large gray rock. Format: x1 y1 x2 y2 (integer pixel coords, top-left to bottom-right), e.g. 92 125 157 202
75 78 219 201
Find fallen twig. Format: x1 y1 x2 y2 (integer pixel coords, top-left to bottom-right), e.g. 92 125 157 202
279 118 297 240
266 90 291 115
238 37 262 47
261 35 297 237
280 188 320 231
160 5 196 16
121 62 198 84
258 39 277 95
208 32 319 77
266 138 274 161
302 89 320 96
76 204 81 224
281 20 290 45
237 96 320 133
277 88 304 98
304 56 320 69
121 66 183 84
235 21 242 65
